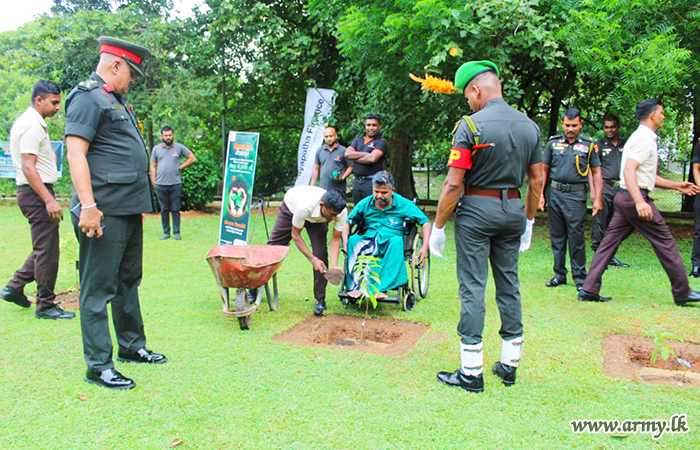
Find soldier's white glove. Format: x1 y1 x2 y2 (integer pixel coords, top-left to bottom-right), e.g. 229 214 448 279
519 218 535 252
429 223 446 259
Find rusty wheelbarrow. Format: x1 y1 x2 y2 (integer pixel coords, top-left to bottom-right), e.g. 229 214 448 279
205 245 290 330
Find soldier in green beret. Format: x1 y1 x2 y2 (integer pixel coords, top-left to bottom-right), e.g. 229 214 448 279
66 36 165 390
430 61 543 392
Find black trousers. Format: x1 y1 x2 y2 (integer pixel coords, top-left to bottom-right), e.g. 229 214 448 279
8 186 59 311
73 214 147 371
155 184 182 235
691 194 700 267
546 187 588 286
267 201 328 300
352 178 374 205
583 192 690 299
591 183 620 251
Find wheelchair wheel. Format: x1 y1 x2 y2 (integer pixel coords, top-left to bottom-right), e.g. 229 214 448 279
402 290 416 311
412 232 430 298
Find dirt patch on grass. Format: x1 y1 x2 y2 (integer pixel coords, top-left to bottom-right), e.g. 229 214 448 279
272 314 429 356
27 289 79 310
602 334 700 387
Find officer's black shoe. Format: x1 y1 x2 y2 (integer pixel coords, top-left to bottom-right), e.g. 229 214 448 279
674 291 700 306
608 257 630 268
1 286 31 308
159 234 170 240
576 284 583 292
35 305 76 319
313 299 326 316
436 369 484 393
173 233 181 240
690 267 700 278
117 348 167 364
578 289 612 302
545 277 566 288
247 289 258 305
492 362 517 387
85 368 136 390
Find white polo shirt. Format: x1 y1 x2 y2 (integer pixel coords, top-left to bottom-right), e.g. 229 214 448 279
10 107 57 186
620 124 657 192
283 185 347 232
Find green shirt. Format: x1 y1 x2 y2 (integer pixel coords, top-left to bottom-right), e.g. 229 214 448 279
348 192 428 239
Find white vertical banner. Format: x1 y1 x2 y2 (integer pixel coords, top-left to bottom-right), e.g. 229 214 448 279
295 88 337 186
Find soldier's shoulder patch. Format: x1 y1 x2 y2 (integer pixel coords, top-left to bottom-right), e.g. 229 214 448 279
77 79 99 91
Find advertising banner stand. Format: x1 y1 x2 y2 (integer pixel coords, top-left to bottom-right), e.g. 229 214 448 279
218 131 260 245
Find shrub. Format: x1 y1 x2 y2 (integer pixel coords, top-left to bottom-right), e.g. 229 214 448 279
180 152 221 211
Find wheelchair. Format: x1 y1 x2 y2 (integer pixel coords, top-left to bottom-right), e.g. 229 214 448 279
338 212 430 311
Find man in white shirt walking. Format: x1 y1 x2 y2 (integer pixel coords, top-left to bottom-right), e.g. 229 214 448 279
579 99 700 306
1 80 75 319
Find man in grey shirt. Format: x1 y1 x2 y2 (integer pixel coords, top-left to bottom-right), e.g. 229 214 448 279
150 125 196 240
310 126 353 192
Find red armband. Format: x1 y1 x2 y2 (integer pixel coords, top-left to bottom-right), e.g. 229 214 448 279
448 147 472 169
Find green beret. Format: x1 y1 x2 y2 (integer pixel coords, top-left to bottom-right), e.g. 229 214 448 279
454 61 499 91
98 36 151 78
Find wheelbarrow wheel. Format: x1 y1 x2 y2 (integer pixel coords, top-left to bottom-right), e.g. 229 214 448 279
234 288 255 330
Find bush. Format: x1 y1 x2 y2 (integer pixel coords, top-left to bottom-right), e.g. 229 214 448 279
179 152 221 211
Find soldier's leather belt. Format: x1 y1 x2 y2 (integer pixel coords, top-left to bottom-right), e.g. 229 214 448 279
551 181 586 192
465 186 519 199
603 179 619 187
17 183 53 191
355 174 375 181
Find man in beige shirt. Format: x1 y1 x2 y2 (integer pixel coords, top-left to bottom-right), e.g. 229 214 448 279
1 80 75 319
265 186 347 315
580 99 700 306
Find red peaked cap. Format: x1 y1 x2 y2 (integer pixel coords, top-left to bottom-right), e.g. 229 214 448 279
98 36 151 78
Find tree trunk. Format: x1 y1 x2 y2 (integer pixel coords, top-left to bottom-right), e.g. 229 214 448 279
388 129 417 200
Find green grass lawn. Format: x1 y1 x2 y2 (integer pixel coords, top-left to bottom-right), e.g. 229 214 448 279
1 203 699 449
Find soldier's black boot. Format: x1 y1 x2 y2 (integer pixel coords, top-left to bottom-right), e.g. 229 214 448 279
492 362 517 387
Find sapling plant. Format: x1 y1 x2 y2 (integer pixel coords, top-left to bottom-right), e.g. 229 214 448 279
645 329 690 380
60 234 80 291
351 255 381 343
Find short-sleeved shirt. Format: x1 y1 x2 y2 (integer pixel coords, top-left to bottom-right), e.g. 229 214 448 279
65 72 154 215
10 107 57 186
347 135 388 177
620 125 658 192
151 142 192 186
448 97 541 189
283 185 347 232
691 140 700 166
543 134 600 184
314 143 351 191
347 192 429 239
596 137 626 181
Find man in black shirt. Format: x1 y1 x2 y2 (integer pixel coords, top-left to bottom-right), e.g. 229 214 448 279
591 114 629 267
345 114 388 204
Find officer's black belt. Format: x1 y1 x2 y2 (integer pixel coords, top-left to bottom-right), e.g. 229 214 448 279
464 186 519 199
603 179 619 187
355 174 375 181
620 188 649 196
17 183 53 191
551 181 586 192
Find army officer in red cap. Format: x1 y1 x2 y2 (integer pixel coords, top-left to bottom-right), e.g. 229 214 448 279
66 36 165 390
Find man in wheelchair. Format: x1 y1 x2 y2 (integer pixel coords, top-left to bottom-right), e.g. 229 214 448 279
342 171 430 299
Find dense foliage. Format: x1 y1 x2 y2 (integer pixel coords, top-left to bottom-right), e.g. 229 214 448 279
1 0 699 206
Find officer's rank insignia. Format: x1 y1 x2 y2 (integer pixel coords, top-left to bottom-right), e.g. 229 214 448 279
77 79 98 91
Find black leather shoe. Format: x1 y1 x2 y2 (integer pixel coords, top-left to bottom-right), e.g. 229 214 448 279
492 362 517 386
436 369 484 393
675 291 700 306
608 257 630 268
85 368 136 390
578 289 612 302
159 234 170 240
576 284 583 292
690 267 700 278
117 348 167 364
313 299 326 316
35 305 76 319
1 286 30 308
545 277 566 288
